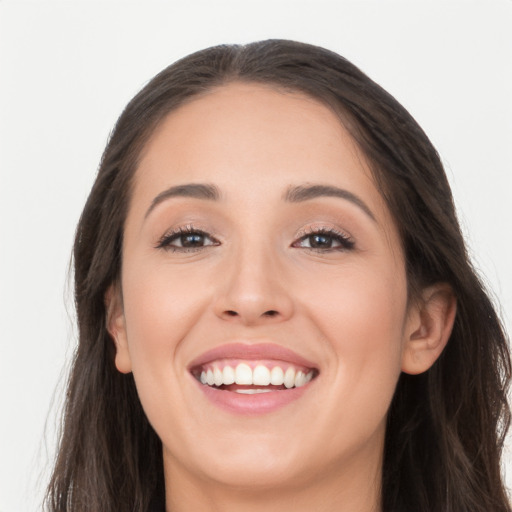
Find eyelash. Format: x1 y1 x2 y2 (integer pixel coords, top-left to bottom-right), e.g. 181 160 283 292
155 225 355 253
293 227 355 252
155 226 220 252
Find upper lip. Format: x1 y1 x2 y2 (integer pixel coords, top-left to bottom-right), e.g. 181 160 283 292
187 343 318 371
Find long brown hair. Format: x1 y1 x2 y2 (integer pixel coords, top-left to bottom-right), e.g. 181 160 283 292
45 40 511 511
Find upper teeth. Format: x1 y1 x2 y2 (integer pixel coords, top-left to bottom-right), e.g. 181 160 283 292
199 363 314 389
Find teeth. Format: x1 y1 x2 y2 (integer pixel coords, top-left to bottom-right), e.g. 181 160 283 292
235 363 253 385
197 363 315 390
213 366 223 387
235 388 273 394
295 371 306 388
253 365 271 385
284 367 296 389
270 366 284 385
222 365 235 385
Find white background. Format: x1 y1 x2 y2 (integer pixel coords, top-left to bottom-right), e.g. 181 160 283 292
1 1 511 510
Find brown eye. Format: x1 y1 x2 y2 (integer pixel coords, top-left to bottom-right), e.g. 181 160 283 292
306 234 337 249
293 229 355 251
156 228 219 251
179 233 207 247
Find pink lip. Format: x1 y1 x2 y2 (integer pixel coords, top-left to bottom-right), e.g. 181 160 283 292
188 343 318 370
188 343 318 415
194 381 313 415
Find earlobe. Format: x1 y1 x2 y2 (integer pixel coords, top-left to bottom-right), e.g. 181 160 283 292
401 283 457 375
105 284 132 374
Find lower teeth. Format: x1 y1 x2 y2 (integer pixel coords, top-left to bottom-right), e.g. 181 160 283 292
234 388 274 394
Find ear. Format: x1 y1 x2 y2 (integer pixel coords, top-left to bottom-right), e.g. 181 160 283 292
401 283 456 375
105 284 132 374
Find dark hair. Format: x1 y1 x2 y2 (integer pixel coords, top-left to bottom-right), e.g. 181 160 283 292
45 40 511 512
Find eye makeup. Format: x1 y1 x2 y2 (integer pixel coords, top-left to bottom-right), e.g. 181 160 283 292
292 226 355 252
154 222 355 255
155 225 220 252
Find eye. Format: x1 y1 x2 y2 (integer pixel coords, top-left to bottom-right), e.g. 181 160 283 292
156 226 219 252
293 228 354 252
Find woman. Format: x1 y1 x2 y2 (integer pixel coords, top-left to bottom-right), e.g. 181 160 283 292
45 40 511 511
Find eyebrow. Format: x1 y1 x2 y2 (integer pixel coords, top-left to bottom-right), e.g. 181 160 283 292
145 183 220 219
144 182 376 222
283 184 376 221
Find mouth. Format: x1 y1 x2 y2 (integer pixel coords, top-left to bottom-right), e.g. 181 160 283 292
191 360 317 393
188 343 319 413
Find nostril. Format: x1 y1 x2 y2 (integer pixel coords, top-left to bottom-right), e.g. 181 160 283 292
220 309 282 322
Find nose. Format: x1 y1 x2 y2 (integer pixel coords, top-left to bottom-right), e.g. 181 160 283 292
213 244 294 326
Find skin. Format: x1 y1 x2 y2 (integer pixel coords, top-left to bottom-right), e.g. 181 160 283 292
108 82 456 512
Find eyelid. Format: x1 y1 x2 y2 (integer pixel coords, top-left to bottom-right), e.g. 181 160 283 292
292 225 355 251
294 224 353 241
155 224 220 251
154 223 354 253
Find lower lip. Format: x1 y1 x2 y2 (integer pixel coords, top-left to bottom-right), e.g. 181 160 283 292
194 378 313 415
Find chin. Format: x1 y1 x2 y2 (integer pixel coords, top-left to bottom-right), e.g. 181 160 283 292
163 430 321 490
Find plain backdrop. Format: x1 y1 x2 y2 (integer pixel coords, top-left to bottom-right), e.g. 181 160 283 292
1 1 511 510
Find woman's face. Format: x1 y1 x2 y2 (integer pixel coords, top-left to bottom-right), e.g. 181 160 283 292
113 82 417 493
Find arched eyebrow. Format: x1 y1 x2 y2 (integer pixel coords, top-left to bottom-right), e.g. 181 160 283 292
144 182 376 223
283 184 376 222
145 183 220 219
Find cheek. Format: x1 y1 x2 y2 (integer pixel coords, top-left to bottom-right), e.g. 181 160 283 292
119 258 218 439
120 258 213 373
300 260 407 423
329 272 406 362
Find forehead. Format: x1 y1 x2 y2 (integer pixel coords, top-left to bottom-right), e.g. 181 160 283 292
135 82 379 197
126 81 402 258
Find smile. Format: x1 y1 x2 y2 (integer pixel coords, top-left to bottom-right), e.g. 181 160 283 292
193 361 316 392
188 343 319 413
